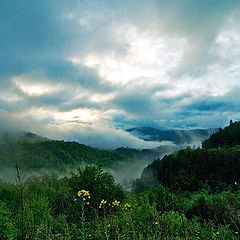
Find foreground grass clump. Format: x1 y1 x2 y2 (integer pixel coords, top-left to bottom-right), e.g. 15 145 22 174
0 165 239 239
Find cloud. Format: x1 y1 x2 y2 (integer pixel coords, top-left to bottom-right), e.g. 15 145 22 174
0 0 240 147
0 109 164 149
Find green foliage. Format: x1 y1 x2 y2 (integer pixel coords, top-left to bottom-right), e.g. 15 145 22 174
93 196 239 240
0 165 239 239
182 190 240 232
0 200 16 240
0 182 20 213
18 196 53 239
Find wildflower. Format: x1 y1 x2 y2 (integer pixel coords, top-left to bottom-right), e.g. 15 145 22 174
123 203 132 211
77 190 90 199
77 190 90 197
76 190 91 204
155 221 159 225
74 198 77 202
112 200 120 207
99 199 107 208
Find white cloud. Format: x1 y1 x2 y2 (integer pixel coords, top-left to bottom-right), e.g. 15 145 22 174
71 24 186 85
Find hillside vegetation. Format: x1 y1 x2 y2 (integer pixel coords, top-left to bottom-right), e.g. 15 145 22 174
0 122 240 239
0 139 128 170
202 121 240 148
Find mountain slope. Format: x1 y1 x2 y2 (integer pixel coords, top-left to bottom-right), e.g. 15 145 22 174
203 121 240 149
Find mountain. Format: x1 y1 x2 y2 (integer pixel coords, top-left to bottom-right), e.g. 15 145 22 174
0 133 130 170
0 131 181 187
126 127 218 145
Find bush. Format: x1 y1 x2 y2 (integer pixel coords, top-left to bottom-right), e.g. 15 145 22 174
67 165 125 209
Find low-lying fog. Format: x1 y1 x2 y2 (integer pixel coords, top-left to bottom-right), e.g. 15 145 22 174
0 144 180 191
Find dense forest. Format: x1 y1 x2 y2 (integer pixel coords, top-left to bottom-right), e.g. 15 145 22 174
1 122 240 239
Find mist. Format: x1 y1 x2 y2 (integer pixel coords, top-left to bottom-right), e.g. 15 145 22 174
0 143 179 191
109 145 179 191
0 111 208 190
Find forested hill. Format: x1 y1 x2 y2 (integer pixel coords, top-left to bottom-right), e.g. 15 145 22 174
134 121 240 192
0 139 129 170
202 120 240 149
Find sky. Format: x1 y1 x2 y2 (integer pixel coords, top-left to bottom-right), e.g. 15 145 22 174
1 0 240 149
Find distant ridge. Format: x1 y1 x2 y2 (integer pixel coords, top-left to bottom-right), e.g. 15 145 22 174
126 127 218 145
0 131 129 170
0 131 49 144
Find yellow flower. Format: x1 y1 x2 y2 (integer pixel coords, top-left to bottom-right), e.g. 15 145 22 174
123 203 132 211
112 200 120 207
77 190 91 200
155 222 159 225
99 199 108 208
74 198 77 201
